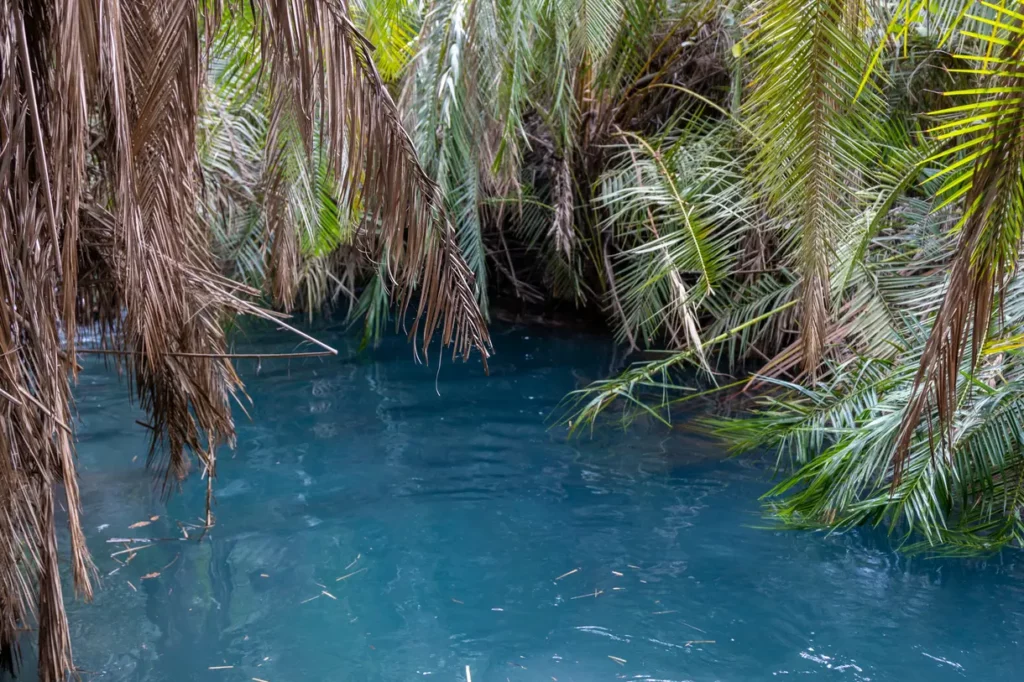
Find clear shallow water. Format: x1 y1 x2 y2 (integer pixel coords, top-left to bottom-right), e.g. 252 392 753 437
32 324 1024 680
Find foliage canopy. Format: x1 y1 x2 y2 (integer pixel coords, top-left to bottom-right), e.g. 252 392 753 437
6 0 1024 677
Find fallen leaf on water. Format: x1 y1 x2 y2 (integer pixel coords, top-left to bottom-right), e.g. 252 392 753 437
260 573 269 578
608 656 626 665
140 572 160 580
149 515 159 522
128 521 151 529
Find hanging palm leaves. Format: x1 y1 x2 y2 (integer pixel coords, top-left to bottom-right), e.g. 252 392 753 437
14 0 1024 675
1 0 489 678
548 1 1024 555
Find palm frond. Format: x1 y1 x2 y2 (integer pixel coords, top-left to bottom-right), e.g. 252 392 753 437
895 13 1024 480
747 0 883 372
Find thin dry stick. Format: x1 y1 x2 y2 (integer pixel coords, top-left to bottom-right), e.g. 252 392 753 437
570 589 603 600
554 567 579 581
76 348 336 359
336 567 367 582
110 544 153 557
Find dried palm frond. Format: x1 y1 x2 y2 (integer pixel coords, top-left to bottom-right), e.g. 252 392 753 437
1 2 93 677
894 13 1024 481
1 1 490 679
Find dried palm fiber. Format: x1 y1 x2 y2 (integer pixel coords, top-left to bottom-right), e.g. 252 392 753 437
1 0 490 679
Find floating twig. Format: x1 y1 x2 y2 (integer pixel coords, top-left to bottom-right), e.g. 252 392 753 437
608 656 626 665
611 571 623 577
110 544 153 557
344 554 361 570
451 598 464 604
652 610 676 615
299 595 321 604
335 567 367 582
554 568 579 581
321 590 337 600
78 348 335 360
685 640 715 646
570 589 603 600
106 536 184 544
465 665 472 682
208 666 234 670
126 581 137 592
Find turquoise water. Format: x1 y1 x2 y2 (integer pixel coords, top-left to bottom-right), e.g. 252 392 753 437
41 324 1024 679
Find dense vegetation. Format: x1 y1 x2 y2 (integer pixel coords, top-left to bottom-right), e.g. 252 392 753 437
5 0 1024 677
339 0 1024 556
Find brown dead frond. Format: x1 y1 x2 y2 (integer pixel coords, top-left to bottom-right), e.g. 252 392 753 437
0 1 490 679
893 34 1024 484
252 0 491 365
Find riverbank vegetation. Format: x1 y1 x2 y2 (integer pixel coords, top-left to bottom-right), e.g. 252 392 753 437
3 0 1024 677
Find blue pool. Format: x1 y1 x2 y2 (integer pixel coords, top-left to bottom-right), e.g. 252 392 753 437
40 324 1024 679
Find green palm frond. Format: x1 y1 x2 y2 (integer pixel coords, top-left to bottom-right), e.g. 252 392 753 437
351 0 421 81
747 0 884 372
596 120 753 355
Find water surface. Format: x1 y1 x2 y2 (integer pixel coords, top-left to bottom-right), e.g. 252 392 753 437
48 324 1024 679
